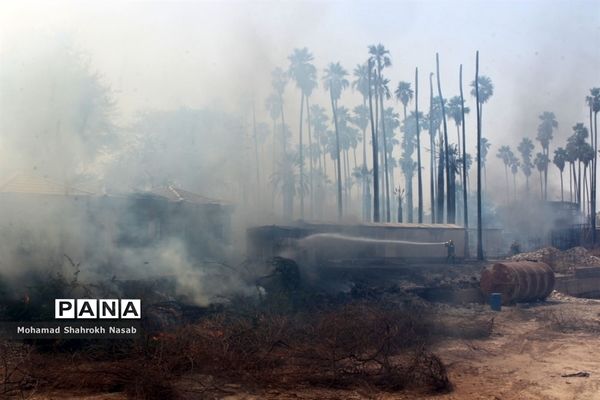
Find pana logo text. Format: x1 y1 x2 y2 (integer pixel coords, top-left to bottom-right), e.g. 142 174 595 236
55 299 142 319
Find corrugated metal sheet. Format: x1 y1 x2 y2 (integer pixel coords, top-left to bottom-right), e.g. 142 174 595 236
139 186 229 206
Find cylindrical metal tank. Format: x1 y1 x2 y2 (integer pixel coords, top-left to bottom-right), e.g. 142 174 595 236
480 261 555 304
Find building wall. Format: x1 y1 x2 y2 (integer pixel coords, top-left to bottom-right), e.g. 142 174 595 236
248 223 467 261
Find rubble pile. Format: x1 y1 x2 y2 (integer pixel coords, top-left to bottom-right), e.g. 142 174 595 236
510 246 600 273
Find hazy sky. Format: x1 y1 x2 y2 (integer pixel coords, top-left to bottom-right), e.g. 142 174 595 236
1 0 599 197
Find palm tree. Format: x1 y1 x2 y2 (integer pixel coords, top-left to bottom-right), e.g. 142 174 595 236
338 106 361 208
470 75 494 125
414 68 423 223
480 137 491 189
352 64 372 220
323 62 349 220
401 111 421 222
395 81 414 120
436 53 453 223
475 51 484 260
521 161 533 195
517 138 534 193
447 96 470 155
288 48 317 219
581 143 595 215
352 63 370 101
431 96 446 224
369 44 392 222
509 153 520 201
383 107 400 220
566 139 579 204
271 68 288 154
496 145 514 203
569 123 590 206
265 93 282 205
304 88 318 218
309 104 329 171
367 59 380 222
534 152 549 200
447 144 460 212
351 104 371 220
270 67 290 218
553 147 567 201
536 111 558 200
586 88 600 243
251 102 261 203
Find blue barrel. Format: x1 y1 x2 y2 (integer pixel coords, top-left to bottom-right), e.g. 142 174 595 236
490 293 502 311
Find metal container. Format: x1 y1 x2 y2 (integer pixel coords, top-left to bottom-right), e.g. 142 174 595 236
480 261 555 304
489 293 502 311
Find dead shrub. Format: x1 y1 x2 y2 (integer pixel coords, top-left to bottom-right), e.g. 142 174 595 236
543 310 600 333
3 298 453 398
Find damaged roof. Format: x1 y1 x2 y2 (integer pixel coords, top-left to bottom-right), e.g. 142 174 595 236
0 173 95 196
0 174 229 207
137 186 230 206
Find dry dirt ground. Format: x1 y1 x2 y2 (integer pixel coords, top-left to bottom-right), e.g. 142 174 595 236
26 294 600 400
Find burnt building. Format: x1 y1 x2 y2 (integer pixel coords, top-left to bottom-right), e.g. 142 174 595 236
0 173 233 268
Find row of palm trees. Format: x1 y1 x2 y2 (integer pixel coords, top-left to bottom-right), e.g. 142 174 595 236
262 46 501 258
494 89 600 243
266 46 494 221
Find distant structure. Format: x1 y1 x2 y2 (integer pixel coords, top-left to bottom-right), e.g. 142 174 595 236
0 173 233 266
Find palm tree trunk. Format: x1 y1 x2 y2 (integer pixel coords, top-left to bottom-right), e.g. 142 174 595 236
379 85 391 222
579 161 582 208
431 132 436 223
428 73 436 223
544 148 549 201
415 68 423 223
343 150 348 209
380 141 385 216
436 53 453 223
306 96 314 219
298 93 305 219
437 139 445 223
368 60 380 222
459 64 469 257
504 165 509 204
376 61 391 222
346 150 351 208
572 162 578 205
330 91 343 221
397 194 403 223
475 51 484 260
584 164 589 216
390 163 396 221
456 124 461 160
569 163 573 202
407 174 413 222
560 170 564 202
272 119 277 208
592 110 598 244
361 97 369 221
279 94 291 220
252 102 260 207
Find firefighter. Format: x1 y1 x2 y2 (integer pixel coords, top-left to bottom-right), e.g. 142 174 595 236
510 240 521 255
445 240 456 263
